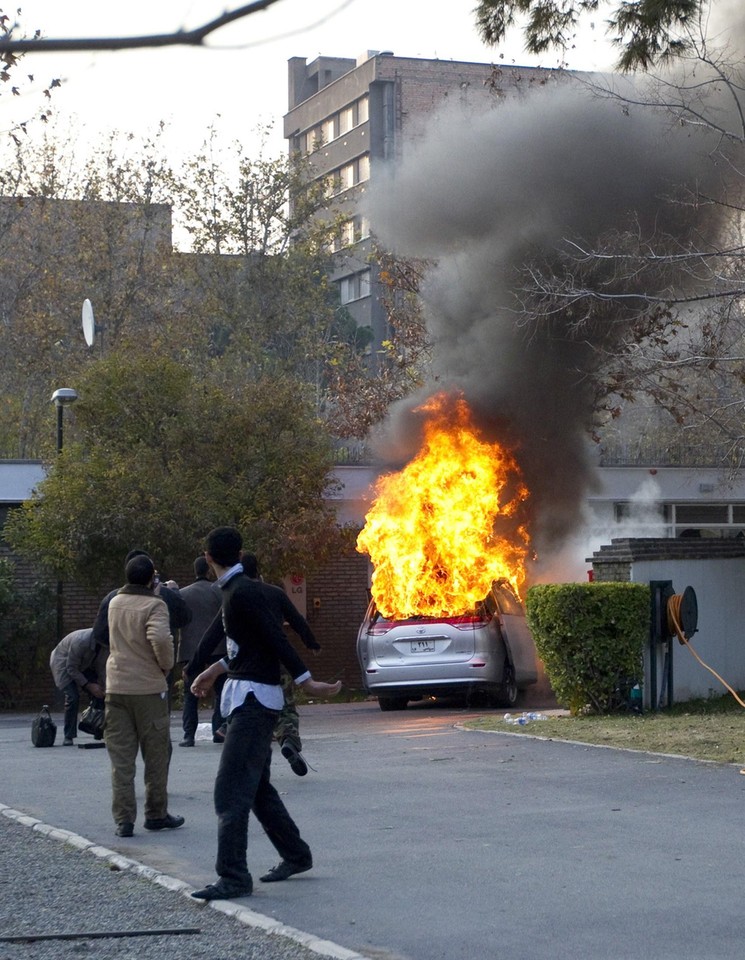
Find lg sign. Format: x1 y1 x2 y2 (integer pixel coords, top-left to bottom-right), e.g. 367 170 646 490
284 574 306 617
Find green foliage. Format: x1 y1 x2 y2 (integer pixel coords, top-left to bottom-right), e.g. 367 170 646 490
0 557 56 708
526 582 649 715
474 0 703 71
4 352 341 589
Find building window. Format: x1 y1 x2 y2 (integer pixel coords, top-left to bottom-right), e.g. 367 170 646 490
340 220 356 247
330 155 370 196
335 216 370 251
302 97 370 155
613 500 745 538
339 105 354 135
339 269 371 304
304 126 324 152
339 162 356 191
675 504 729 525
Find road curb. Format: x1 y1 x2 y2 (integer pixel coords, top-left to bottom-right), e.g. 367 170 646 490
0 803 365 960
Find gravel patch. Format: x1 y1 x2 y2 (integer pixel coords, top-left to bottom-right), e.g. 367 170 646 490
0 809 360 960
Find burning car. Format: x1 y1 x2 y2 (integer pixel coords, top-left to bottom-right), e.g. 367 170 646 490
356 579 537 711
355 392 538 711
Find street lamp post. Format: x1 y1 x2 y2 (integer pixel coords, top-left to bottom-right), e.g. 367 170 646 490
51 388 78 454
50 388 78 641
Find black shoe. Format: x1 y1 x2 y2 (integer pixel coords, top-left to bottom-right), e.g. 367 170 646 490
280 741 308 777
179 737 195 747
143 814 185 831
191 878 252 900
212 724 227 743
115 822 134 837
63 738 74 746
260 859 312 883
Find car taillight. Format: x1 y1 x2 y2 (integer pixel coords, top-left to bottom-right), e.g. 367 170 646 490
368 613 489 633
449 614 489 630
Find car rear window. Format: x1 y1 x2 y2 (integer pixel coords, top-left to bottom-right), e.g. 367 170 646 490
368 605 491 633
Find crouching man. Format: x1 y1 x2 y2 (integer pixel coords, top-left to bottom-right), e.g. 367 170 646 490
49 627 107 746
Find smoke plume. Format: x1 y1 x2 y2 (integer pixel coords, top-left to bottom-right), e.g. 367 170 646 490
364 77 729 558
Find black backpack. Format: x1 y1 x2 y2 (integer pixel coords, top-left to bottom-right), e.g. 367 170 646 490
31 704 57 747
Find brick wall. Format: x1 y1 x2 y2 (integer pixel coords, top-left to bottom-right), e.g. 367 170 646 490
4 546 372 710
304 549 370 689
588 538 745 582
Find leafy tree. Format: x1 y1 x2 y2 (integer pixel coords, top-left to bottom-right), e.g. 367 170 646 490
475 0 706 71
4 352 341 588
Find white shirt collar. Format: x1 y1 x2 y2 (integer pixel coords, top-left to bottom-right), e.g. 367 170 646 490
217 562 243 587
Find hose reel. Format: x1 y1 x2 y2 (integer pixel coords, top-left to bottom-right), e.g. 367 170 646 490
650 581 744 710
667 586 698 644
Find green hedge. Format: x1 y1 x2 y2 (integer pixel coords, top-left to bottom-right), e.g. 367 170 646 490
526 582 649 715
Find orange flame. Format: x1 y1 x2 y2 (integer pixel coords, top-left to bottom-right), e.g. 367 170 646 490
356 393 530 619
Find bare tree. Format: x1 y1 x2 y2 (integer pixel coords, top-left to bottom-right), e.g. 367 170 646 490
0 6 60 141
0 2 280 54
499 10 745 468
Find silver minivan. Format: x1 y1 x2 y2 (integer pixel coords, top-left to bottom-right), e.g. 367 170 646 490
356 580 538 711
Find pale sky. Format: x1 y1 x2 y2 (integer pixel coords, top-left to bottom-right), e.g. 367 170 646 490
6 0 615 161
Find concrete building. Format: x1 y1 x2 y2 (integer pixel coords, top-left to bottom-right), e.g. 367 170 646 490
284 51 560 349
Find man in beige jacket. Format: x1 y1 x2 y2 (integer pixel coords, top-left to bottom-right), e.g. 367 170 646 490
105 554 184 838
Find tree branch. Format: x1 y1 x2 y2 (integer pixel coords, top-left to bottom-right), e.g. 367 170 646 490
0 1 282 53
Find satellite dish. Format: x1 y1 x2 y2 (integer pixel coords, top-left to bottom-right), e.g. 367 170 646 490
82 299 98 348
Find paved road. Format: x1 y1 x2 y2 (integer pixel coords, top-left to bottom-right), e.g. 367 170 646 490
4 700 745 960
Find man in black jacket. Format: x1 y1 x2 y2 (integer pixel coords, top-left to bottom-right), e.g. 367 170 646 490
190 526 341 902
185 551 319 773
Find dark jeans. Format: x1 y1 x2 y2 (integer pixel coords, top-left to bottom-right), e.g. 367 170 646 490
182 666 226 738
61 669 99 740
213 693 311 887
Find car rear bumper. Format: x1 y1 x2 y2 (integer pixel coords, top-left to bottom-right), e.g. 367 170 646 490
362 676 505 699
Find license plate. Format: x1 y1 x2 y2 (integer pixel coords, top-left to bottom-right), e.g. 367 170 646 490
410 639 435 653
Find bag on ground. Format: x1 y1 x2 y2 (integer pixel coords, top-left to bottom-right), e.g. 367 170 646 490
78 703 105 740
31 704 57 747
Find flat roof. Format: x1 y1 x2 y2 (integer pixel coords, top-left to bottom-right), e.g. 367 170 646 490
0 460 45 504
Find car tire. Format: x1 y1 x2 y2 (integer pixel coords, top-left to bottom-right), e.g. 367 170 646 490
378 696 408 712
496 662 519 708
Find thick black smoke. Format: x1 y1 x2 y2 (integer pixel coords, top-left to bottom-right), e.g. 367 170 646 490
364 78 728 554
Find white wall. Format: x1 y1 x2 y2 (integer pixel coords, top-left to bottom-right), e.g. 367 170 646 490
631 557 745 705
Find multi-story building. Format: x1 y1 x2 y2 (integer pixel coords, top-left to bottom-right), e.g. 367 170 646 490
284 51 557 350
